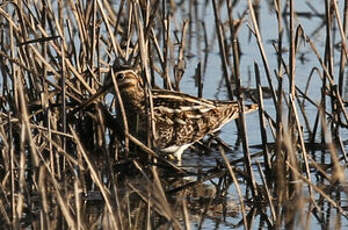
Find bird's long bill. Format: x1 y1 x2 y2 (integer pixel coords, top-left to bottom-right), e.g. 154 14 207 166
71 82 113 114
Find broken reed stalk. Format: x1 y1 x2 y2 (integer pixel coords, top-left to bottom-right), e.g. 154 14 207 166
218 0 258 196
289 96 312 195
256 161 276 222
174 19 188 90
212 0 234 99
219 148 248 229
133 1 158 149
111 70 130 155
9 113 15 227
324 0 337 140
196 62 203 98
288 0 313 198
254 63 272 176
247 0 277 106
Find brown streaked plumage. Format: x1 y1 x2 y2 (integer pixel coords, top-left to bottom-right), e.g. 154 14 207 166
87 67 258 161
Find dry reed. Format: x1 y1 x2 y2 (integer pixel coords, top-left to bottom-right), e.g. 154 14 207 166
0 0 347 229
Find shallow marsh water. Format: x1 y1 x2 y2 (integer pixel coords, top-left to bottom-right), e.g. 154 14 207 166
168 1 348 229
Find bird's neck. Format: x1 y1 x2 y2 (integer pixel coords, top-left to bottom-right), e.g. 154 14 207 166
120 86 146 113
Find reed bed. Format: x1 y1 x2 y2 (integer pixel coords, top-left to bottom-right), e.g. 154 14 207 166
0 0 347 229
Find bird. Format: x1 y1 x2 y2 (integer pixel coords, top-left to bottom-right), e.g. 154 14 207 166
78 65 258 162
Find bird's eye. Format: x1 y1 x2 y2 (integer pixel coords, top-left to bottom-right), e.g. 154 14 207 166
117 73 125 81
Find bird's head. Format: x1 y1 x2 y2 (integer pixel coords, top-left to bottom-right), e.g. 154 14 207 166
113 69 144 92
102 65 144 94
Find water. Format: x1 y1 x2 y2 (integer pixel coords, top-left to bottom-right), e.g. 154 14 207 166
166 1 348 229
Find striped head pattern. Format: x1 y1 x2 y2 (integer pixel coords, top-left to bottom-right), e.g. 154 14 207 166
114 69 143 91
110 68 146 112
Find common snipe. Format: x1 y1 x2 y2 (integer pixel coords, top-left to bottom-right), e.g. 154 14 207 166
82 66 258 161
